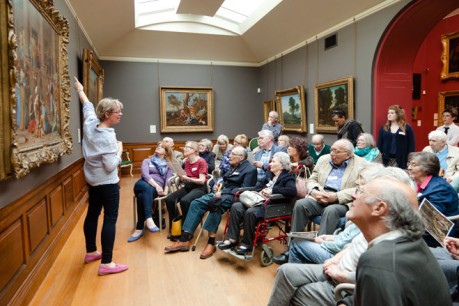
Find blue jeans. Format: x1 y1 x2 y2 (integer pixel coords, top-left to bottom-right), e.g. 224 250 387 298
134 179 159 230
84 184 119 264
182 193 233 234
289 239 334 264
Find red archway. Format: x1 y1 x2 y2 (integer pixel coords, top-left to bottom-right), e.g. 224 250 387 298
373 0 459 150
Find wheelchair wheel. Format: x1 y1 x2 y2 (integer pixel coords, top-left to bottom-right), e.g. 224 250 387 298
260 244 274 267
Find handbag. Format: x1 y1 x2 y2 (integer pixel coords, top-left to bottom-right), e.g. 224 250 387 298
239 190 266 208
295 165 311 198
170 198 182 237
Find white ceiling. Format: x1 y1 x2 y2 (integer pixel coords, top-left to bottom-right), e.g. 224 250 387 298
66 0 400 66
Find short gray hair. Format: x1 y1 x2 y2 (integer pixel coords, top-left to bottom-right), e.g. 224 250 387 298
273 152 291 171
364 178 425 240
200 139 212 151
269 111 279 119
408 151 440 177
96 98 123 121
311 134 325 143
334 139 354 154
428 130 447 142
232 146 247 160
358 133 376 148
258 129 274 140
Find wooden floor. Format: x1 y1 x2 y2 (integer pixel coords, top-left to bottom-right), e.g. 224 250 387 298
29 176 287 306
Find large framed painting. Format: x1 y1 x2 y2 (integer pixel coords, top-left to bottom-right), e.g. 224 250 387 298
275 86 307 133
160 86 214 133
314 76 354 133
83 48 104 104
441 30 459 80
3 0 72 179
438 90 459 124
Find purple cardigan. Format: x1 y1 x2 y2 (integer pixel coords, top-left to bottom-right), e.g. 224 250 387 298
141 157 173 188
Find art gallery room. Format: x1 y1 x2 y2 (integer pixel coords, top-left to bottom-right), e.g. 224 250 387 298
1 0 459 305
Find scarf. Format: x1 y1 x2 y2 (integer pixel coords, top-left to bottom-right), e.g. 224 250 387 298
150 155 168 176
354 147 380 162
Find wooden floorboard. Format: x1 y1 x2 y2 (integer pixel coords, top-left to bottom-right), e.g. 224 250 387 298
29 176 288 306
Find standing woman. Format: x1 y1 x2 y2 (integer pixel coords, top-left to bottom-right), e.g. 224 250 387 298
377 105 415 169
165 141 208 239
74 77 128 276
128 142 174 242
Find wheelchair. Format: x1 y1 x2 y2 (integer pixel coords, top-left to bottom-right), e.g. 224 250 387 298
221 189 295 267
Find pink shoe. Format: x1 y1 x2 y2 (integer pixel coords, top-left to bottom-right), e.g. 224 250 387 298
98 263 128 276
84 253 102 264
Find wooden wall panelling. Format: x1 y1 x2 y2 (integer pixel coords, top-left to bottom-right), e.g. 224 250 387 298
0 159 89 305
63 176 74 211
49 185 64 228
27 199 49 255
0 219 25 292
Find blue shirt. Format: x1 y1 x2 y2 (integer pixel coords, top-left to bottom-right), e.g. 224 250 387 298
324 159 349 192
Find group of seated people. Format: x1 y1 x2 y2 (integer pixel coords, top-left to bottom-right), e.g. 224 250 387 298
128 127 459 305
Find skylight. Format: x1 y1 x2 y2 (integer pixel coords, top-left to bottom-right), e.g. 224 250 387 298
134 0 281 36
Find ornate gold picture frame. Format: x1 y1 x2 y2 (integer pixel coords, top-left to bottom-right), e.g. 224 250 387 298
4 0 72 179
441 30 459 80
83 48 104 104
314 77 354 134
275 86 307 133
159 86 214 133
438 90 459 125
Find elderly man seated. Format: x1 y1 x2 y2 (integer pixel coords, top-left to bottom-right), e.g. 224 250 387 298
422 130 459 175
164 146 257 259
308 134 331 164
253 129 287 184
291 139 367 235
268 176 450 306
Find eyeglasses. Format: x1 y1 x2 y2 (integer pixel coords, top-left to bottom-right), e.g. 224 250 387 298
184 145 195 150
230 152 243 157
109 111 122 114
407 162 420 168
354 186 384 202
330 148 347 154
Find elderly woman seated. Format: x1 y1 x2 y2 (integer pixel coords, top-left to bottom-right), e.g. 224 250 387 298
354 133 382 163
212 134 234 162
407 151 459 246
217 152 297 255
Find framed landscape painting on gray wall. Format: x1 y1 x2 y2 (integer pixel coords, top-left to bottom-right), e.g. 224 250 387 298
314 77 354 133
160 86 214 133
275 86 307 133
2 0 72 179
83 48 104 104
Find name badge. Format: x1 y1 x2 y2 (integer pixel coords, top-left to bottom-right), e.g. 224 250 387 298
399 132 405 135
192 167 197 171
231 172 240 176
328 175 338 181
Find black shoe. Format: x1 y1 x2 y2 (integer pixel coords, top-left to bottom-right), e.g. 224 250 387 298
273 253 289 265
217 241 237 251
167 233 180 242
235 247 252 255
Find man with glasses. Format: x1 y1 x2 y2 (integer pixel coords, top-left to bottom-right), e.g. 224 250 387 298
253 129 287 184
262 111 283 144
308 134 331 164
291 139 367 235
337 178 450 305
164 146 257 259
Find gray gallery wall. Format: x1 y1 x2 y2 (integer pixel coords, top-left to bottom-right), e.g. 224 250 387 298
0 0 408 208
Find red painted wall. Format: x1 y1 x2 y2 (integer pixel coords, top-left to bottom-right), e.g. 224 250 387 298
412 14 459 149
373 0 459 151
